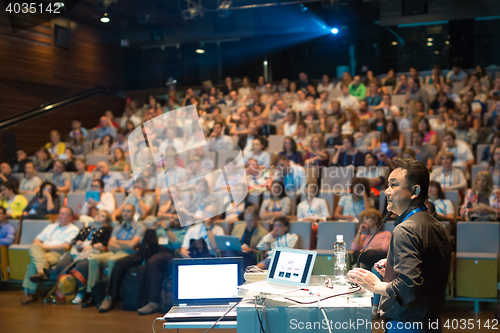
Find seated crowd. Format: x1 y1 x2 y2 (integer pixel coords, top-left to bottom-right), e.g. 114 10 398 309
1 63 500 319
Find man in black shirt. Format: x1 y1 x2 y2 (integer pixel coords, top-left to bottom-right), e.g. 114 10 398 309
348 158 452 332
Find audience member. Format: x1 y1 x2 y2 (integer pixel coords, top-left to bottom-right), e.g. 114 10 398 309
180 205 225 258
406 76 428 104
279 137 303 166
70 159 93 193
207 122 233 152
114 179 155 221
461 171 500 221
23 181 61 219
364 81 382 106
349 75 366 100
376 94 400 119
451 112 478 146
0 207 15 245
429 106 453 132
430 90 455 114
446 61 467 82
357 100 373 120
338 83 360 110
418 118 438 146
21 207 79 305
69 118 89 141
120 107 141 128
45 130 66 159
110 148 130 172
50 160 71 194
325 121 343 149
297 183 329 222
333 178 372 221
332 135 365 167
427 181 455 224
274 155 307 195
379 119 404 150
411 130 434 171
0 181 28 218
260 180 292 221
61 148 77 172
293 121 311 151
94 116 117 141
354 120 378 151
95 162 126 193
341 108 359 135
80 179 115 218
356 153 387 192
430 152 467 191
256 217 298 269
425 65 445 89
19 161 42 195
68 128 90 157
12 149 29 174
304 134 329 167
244 137 270 168
0 162 20 189
435 132 474 170
34 147 53 172
394 74 409 94
370 109 387 132
95 204 146 312
54 210 113 306
380 69 396 89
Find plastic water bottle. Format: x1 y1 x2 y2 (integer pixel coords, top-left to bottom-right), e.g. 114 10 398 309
334 235 347 283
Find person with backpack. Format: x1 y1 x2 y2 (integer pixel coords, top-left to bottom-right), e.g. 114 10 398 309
53 210 113 307
89 204 146 312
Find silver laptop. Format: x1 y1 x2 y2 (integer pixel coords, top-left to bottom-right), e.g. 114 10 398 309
239 247 317 295
214 235 242 252
164 257 243 322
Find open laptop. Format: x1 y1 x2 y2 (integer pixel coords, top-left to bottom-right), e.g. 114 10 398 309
214 235 242 252
239 248 317 295
163 257 243 322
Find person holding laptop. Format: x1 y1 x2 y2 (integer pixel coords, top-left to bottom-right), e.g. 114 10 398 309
256 217 298 269
227 205 268 268
79 179 115 218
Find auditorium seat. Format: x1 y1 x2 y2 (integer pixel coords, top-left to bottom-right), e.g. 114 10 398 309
114 192 125 208
8 220 51 280
268 135 285 153
443 190 459 216
66 193 86 214
86 155 109 166
214 221 232 236
316 222 356 251
321 167 354 193
455 222 500 299
289 221 311 250
476 144 489 165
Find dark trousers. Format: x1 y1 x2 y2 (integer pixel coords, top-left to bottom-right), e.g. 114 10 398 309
54 255 89 280
144 249 175 304
106 247 175 302
106 253 142 299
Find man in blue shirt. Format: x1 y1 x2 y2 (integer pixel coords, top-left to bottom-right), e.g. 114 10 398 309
96 161 125 193
0 207 15 245
94 116 117 141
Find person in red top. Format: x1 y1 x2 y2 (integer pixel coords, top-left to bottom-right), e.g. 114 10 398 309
351 208 391 319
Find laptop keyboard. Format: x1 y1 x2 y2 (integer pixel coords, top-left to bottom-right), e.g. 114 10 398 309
169 305 235 313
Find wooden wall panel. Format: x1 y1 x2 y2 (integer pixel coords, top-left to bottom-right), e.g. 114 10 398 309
0 9 125 161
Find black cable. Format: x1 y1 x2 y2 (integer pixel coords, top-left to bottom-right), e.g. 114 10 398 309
254 297 266 333
283 286 362 305
204 299 243 333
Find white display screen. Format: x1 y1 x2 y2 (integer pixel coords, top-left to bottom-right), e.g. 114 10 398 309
269 251 311 284
178 264 239 300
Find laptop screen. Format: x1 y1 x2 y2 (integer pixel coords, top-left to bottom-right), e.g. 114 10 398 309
268 249 314 285
173 257 243 305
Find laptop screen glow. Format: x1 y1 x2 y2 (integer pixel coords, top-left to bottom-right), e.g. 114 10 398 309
268 250 314 284
178 264 239 300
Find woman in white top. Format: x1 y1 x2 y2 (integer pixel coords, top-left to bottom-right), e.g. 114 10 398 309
317 74 334 96
19 161 42 195
237 76 251 97
429 106 453 132
283 81 298 105
341 108 359 135
229 111 250 136
430 152 467 191
428 181 455 224
282 110 298 136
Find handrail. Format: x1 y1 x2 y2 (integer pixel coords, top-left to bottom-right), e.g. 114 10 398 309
0 87 126 131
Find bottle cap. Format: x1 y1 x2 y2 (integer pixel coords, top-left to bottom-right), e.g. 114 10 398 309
336 235 343 241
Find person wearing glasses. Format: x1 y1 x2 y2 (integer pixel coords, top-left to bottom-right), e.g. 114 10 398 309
80 179 115 218
92 203 146 312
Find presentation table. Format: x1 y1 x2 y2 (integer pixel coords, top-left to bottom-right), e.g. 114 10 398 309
164 277 372 332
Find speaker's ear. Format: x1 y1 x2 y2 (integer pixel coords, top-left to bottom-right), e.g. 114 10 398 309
413 185 421 197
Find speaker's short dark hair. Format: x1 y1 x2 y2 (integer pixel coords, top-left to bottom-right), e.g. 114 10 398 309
392 158 429 204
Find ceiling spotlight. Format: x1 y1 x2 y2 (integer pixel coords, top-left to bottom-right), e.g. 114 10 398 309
392 41 398 46
100 13 110 23
427 38 433 41
427 42 433 46
263 60 268 65
55 1 64 7
300 4 308 12
445 41 450 45
331 28 339 34
435 51 439 54
182 4 204 20
196 49 205 54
